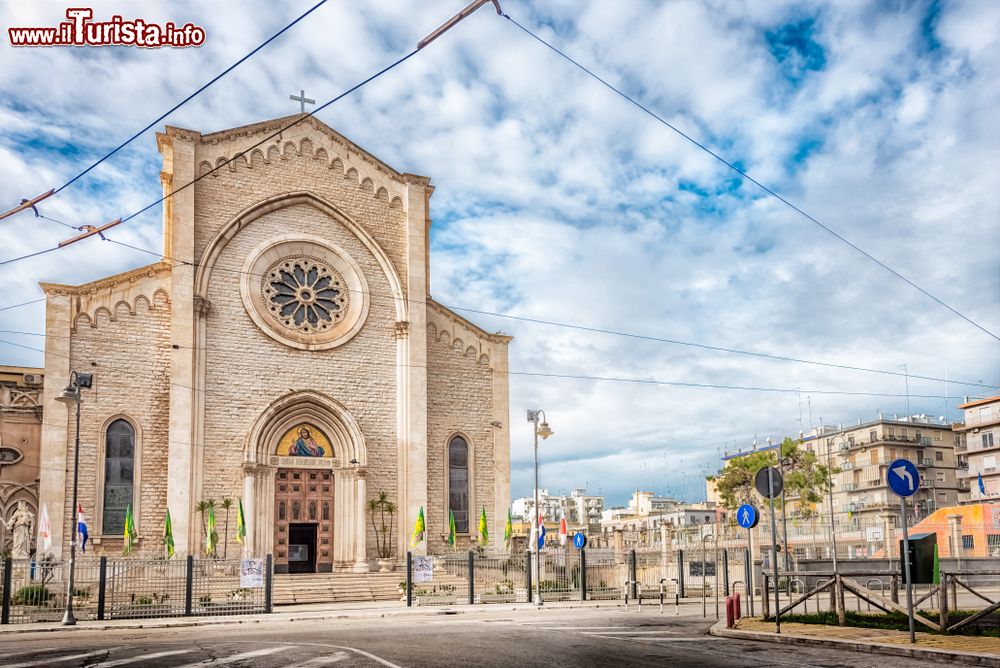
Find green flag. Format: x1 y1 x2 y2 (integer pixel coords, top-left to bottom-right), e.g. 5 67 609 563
410 506 426 548
447 509 457 549
504 508 513 552
123 504 137 556
478 507 489 547
206 505 218 557
235 499 246 546
932 543 940 585
163 508 175 559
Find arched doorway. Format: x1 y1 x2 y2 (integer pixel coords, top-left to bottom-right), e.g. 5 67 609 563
242 391 369 573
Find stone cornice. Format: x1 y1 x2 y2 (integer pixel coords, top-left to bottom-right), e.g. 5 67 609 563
40 261 172 296
427 298 513 345
177 114 423 186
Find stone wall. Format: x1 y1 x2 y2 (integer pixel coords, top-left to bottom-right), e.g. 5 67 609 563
426 315 498 551
64 291 172 556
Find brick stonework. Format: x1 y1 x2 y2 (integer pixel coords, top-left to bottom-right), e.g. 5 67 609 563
39 116 510 563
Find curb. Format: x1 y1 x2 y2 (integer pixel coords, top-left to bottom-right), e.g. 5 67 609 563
0 600 629 637
709 619 1000 668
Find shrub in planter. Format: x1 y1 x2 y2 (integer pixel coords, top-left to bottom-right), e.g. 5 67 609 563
14 585 53 605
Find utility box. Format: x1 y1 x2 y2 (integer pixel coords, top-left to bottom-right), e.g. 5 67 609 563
900 532 937 584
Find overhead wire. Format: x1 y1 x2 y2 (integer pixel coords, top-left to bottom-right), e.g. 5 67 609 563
2 229 996 390
498 11 999 343
0 333 970 401
0 43 420 267
9 0 331 207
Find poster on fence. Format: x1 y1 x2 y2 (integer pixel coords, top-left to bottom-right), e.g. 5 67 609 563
413 556 433 583
240 558 265 588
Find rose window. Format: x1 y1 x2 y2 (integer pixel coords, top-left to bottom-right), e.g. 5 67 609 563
263 257 348 333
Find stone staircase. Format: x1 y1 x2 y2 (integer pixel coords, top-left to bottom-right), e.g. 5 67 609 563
272 571 407 605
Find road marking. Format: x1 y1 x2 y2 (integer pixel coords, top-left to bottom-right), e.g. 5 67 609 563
284 652 350 668
94 649 195 666
6 650 111 668
579 630 679 635
178 646 294 666
260 642 404 668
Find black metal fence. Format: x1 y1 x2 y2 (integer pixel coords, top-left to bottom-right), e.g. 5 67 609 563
0 555 272 625
404 548 700 606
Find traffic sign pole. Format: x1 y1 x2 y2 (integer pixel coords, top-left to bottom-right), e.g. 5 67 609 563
747 527 754 617
901 495 915 644
886 457 919 645
767 467 780 634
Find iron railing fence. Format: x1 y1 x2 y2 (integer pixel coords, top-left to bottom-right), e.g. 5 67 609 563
0 555 271 624
471 554 529 604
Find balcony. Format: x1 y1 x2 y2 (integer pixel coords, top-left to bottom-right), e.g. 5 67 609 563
843 483 858 491
920 458 933 467
840 462 855 471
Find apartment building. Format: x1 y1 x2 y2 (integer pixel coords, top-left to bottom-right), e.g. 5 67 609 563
511 487 604 530
805 415 966 524
955 395 1000 502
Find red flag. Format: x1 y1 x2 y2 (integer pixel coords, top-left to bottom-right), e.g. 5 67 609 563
558 508 568 546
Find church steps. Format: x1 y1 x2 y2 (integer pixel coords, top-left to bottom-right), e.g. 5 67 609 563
272 571 468 605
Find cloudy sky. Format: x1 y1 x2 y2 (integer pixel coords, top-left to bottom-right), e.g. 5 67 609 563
1 0 998 506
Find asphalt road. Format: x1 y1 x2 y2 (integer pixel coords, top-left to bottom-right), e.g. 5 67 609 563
0 607 946 667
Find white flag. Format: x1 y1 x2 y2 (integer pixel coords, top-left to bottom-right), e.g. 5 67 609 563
38 503 52 551
558 507 568 547
528 508 537 553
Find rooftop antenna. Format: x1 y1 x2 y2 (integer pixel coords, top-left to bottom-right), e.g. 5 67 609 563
900 363 911 416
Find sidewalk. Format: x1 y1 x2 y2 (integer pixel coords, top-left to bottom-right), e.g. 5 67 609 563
0 598 635 636
712 617 1000 667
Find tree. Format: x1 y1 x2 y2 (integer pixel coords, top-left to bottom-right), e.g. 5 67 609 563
707 437 835 517
367 491 396 559
220 498 234 559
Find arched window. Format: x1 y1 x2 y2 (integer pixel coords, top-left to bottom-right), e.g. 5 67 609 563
448 436 469 533
102 419 135 535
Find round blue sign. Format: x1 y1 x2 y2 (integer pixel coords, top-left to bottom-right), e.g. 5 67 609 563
573 532 587 549
736 503 759 529
887 458 920 498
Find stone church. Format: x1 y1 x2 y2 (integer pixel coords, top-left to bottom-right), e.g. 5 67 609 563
37 115 511 572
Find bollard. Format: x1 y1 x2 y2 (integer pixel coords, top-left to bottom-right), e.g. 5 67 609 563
659 578 666 614
623 580 632 612
97 556 107 621
637 583 642 609
725 596 734 628
184 555 194 617
468 551 475 605
734 591 741 620
406 552 413 607
0 558 11 625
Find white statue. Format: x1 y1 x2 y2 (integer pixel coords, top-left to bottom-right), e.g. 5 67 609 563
2 500 35 558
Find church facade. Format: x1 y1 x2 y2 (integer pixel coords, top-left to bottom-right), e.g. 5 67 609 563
38 115 511 572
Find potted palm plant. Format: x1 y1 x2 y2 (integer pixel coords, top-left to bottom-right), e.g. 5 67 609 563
367 491 396 572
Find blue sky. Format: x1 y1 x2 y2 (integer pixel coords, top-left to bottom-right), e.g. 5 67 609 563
1 0 998 506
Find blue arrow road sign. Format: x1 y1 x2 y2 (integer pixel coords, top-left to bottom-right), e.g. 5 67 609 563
573 532 587 549
887 458 920 497
737 503 759 529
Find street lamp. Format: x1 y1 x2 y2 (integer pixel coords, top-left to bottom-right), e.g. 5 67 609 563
54 370 92 626
527 409 552 607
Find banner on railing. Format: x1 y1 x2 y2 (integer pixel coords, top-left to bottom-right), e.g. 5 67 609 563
240 559 264 588
413 556 433 583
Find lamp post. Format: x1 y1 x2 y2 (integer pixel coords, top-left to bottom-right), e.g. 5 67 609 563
527 409 552 607
54 371 93 626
